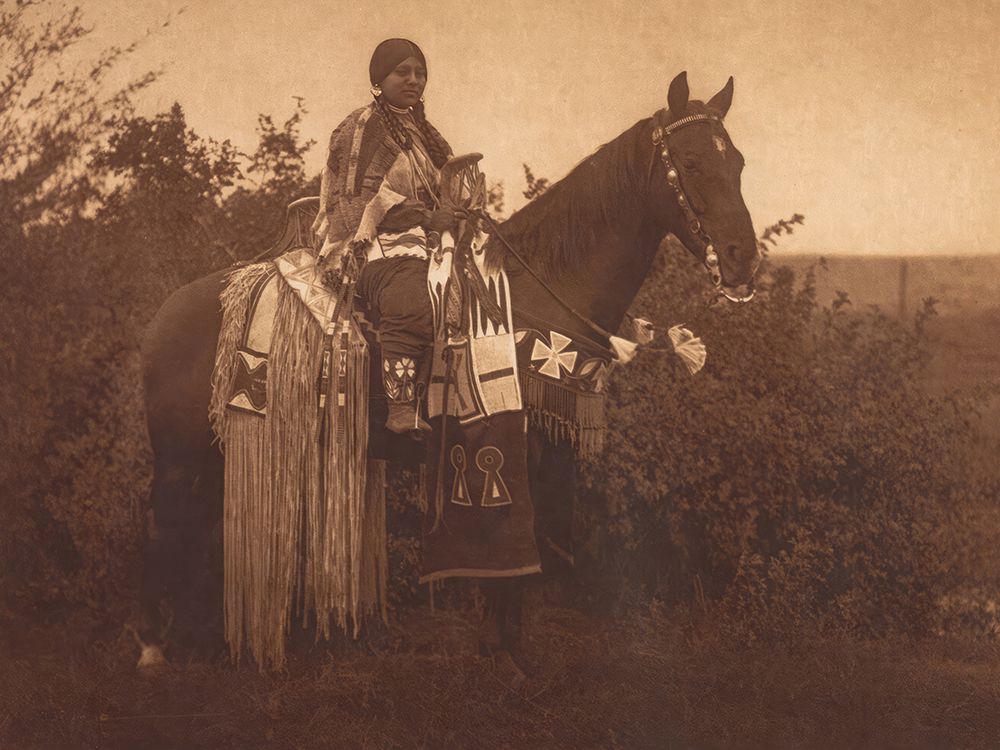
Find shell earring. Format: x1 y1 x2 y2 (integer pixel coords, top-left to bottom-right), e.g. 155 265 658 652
370 84 382 98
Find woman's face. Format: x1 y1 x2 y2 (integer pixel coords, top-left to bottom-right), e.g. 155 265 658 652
379 55 427 109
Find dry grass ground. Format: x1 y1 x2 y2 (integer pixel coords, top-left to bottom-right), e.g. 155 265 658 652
4 602 1000 749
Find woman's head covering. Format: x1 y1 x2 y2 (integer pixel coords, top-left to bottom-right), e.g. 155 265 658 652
369 38 426 85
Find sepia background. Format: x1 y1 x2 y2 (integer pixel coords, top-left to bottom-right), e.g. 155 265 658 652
78 0 1000 256
2 0 999 747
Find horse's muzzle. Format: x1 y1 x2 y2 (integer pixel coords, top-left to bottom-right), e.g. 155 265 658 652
721 283 755 303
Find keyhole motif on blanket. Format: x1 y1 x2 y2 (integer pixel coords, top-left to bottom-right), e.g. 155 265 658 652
476 446 513 507
450 445 472 506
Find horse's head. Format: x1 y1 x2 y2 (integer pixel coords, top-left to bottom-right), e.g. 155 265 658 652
645 72 760 302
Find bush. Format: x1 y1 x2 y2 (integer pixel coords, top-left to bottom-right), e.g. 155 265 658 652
1 62 318 620
576 239 980 639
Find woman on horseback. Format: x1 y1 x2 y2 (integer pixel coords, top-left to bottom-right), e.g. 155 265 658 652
314 38 460 434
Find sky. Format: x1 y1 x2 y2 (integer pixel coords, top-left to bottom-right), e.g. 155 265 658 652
70 0 1000 255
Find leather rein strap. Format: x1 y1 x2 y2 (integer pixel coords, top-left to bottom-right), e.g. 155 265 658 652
475 210 617 347
476 111 725 351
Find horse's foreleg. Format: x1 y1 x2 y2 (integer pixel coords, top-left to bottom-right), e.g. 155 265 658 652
478 576 525 654
530 435 577 576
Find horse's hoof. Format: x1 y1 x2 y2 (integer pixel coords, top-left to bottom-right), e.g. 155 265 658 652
136 644 170 674
494 650 530 691
479 644 530 690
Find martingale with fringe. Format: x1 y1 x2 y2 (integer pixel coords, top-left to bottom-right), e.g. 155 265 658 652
209 256 386 671
514 323 614 457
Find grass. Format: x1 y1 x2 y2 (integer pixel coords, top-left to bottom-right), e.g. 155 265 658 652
4 601 1000 749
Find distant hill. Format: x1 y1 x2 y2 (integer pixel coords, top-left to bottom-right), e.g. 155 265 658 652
771 254 1000 318
771 254 1000 397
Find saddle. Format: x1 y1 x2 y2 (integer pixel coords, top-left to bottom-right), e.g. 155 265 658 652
210 181 617 666
221 148 619 461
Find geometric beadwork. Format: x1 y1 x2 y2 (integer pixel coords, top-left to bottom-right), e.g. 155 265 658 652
383 356 416 403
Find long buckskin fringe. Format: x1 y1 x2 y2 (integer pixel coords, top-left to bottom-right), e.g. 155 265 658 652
307 321 379 642
521 370 605 457
218 269 384 671
222 408 268 664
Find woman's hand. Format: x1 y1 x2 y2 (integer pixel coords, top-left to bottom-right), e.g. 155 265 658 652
422 208 459 232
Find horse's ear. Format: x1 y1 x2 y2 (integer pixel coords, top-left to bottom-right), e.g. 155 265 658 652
668 71 689 117
708 76 734 119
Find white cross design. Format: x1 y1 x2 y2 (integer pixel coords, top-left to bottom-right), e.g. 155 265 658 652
530 331 578 379
394 357 415 379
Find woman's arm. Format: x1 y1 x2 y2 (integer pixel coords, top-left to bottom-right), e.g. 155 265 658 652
377 200 429 232
378 201 460 234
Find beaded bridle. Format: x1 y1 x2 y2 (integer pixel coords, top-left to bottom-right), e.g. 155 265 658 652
651 110 755 303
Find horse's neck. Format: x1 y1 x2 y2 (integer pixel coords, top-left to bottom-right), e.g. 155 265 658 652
552 214 663 333
508 184 663 337
498 117 676 338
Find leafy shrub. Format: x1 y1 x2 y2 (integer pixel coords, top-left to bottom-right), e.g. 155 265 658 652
0 5 319 618
576 239 980 639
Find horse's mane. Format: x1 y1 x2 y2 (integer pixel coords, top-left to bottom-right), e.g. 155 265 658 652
487 116 653 279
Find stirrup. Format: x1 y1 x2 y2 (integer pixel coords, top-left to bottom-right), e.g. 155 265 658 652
386 402 432 434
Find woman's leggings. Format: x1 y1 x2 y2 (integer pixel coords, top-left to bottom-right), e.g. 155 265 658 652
356 255 434 403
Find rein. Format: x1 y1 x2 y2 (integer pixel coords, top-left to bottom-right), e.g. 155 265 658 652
476 210 616 346
474 110 740 355
476 210 718 368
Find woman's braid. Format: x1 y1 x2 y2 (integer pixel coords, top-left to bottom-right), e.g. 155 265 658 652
411 101 452 168
373 97 451 169
373 96 413 151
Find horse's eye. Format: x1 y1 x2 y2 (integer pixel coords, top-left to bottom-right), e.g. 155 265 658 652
682 159 697 171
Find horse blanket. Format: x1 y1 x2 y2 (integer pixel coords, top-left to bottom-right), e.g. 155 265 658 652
210 244 624 666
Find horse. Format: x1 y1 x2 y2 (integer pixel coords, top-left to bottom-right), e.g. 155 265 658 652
134 72 760 670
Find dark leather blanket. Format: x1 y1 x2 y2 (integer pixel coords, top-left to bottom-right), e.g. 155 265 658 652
421 411 541 582
364 322 609 583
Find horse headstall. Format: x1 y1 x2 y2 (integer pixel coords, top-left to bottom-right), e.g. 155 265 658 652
650 111 725 290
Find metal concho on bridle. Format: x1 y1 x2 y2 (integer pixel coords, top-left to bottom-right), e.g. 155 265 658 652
651 112 723 288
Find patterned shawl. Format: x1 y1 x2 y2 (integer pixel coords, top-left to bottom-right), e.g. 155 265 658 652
316 103 450 253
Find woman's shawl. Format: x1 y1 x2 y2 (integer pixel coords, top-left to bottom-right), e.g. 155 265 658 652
315 103 446 256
